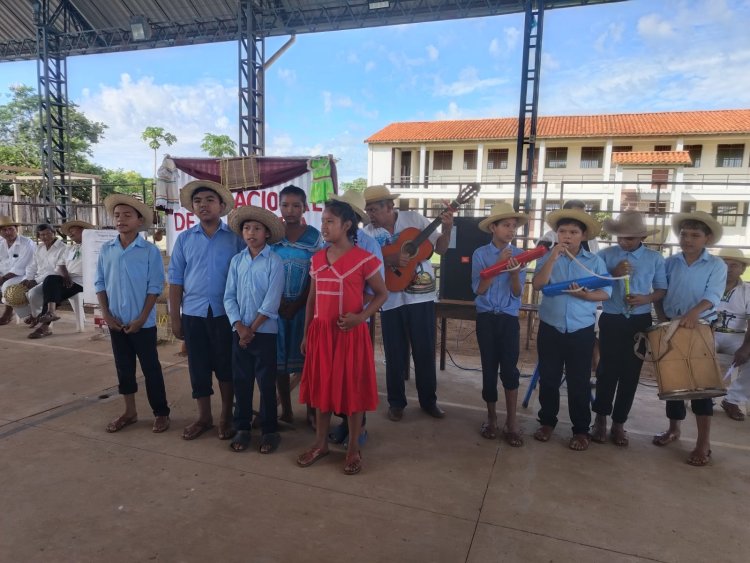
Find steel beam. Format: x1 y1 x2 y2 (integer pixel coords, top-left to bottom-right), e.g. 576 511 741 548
238 1 265 156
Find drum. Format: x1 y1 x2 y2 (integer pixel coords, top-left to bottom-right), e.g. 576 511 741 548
635 321 725 400
2 283 29 307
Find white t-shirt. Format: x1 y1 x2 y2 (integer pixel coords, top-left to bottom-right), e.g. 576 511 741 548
0 235 36 277
363 210 443 311
26 239 67 283
716 280 750 332
59 243 84 285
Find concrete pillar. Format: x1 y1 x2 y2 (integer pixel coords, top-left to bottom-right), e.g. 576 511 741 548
476 143 484 183
672 167 684 214
536 141 546 183
91 178 100 226
418 144 426 186
613 166 623 211
603 139 613 181
676 137 684 151
12 182 22 223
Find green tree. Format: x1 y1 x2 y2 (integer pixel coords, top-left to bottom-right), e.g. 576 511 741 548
339 177 367 193
141 126 177 180
201 133 237 158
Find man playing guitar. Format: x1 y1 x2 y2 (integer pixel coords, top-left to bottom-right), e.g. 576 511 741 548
363 185 455 422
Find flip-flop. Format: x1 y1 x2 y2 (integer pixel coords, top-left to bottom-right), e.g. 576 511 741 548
569 433 591 451
297 447 329 467
686 449 712 467
502 426 524 447
343 452 362 475
229 430 252 452
182 421 214 440
480 422 497 440
533 425 554 442
652 431 680 446
105 415 138 433
259 432 281 454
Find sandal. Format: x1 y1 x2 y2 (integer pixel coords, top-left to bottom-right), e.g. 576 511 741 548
259 432 281 454
721 400 745 421
569 433 591 451
181 420 214 441
38 312 60 324
502 426 524 447
652 431 680 447
343 451 362 475
229 430 252 452
533 425 554 442
480 422 497 440
590 418 607 444
152 416 170 433
23 315 37 326
686 449 712 467
297 447 329 467
218 419 236 440
105 414 137 433
610 428 629 447
28 326 52 339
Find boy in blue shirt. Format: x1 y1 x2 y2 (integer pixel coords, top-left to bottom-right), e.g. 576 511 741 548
96 194 170 434
653 211 727 466
532 209 612 451
471 202 529 446
224 205 285 454
169 180 244 441
593 211 667 446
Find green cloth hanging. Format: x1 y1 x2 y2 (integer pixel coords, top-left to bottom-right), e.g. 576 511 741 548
309 156 334 203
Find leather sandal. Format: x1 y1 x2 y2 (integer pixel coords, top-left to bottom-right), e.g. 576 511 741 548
721 400 745 421
105 414 138 433
343 452 362 475
152 416 170 433
297 447 329 467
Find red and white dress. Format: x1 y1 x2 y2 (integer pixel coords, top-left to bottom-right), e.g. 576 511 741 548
300 246 381 415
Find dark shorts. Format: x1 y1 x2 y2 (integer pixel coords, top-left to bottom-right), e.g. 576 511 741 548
183 312 233 398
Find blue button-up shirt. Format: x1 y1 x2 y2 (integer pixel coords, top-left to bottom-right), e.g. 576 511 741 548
663 250 727 321
471 242 526 315
535 247 612 333
598 244 667 315
94 235 165 328
224 244 284 334
168 222 244 317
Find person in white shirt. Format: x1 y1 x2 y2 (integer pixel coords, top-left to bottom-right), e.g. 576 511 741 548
29 220 94 339
714 248 750 421
0 216 36 325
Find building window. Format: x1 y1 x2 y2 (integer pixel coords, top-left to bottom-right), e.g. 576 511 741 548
654 145 672 151
716 144 745 167
545 147 568 169
681 201 697 214
648 201 667 215
433 150 453 170
713 202 740 227
612 145 632 153
486 148 509 170
580 147 604 169
463 149 477 170
684 144 702 168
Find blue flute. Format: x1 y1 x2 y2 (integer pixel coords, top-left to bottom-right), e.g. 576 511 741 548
542 275 614 296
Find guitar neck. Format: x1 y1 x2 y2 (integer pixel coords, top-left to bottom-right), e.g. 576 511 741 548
411 199 458 248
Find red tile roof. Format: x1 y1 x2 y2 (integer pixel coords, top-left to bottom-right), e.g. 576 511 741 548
612 151 693 165
364 109 750 143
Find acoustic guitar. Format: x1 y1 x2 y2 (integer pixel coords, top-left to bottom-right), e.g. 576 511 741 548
382 183 480 292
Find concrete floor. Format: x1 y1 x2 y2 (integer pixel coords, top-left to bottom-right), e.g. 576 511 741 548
1 313 749 563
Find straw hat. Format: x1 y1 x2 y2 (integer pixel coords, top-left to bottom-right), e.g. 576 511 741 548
671 210 723 244
329 190 370 225
545 208 601 240
0 215 20 227
717 247 750 265
228 205 284 244
60 220 95 237
478 202 529 233
179 180 234 216
3 283 29 307
363 185 400 204
602 210 660 238
104 194 153 228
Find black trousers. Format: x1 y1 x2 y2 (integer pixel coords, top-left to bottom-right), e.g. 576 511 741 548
476 312 521 403
110 327 170 417
537 321 594 435
380 301 437 410
232 332 277 434
594 312 652 424
183 310 233 399
41 275 82 315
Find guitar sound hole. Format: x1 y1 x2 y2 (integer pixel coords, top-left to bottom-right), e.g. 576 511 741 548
402 242 417 257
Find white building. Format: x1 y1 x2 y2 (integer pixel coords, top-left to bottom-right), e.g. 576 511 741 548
365 109 750 245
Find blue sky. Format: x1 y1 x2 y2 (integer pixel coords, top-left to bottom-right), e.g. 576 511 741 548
0 0 749 182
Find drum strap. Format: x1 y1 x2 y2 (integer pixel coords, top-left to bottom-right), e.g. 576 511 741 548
634 320 681 362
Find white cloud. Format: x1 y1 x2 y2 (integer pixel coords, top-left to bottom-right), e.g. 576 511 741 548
365 61 376 72
434 67 505 96
489 27 520 57
503 27 520 51
322 91 353 113
594 22 625 52
542 53 560 71
435 102 465 120
637 14 675 39
426 45 439 61
277 68 296 86
489 38 501 57
346 52 360 64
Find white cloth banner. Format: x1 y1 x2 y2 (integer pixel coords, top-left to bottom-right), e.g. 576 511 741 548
82 229 119 305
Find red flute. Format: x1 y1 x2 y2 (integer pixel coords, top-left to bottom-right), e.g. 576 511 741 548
480 243 550 280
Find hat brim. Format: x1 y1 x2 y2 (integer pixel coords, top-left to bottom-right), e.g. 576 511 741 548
716 250 750 265
228 206 284 244
180 180 235 216
545 209 601 240
602 218 661 239
478 213 529 233
671 212 723 244
328 194 370 225
363 192 400 204
104 195 153 230
60 220 95 237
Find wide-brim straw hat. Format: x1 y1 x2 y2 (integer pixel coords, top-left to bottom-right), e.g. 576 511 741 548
228 205 284 244
363 185 400 204
179 180 234 216
329 190 370 225
60 220 95 237
671 210 723 244
717 247 750 265
0 215 21 227
545 208 601 240
602 210 660 238
478 202 529 232
3 283 29 306
104 194 153 229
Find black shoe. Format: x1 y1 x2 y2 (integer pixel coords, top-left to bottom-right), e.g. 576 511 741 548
387 407 404 422
422 404 445 419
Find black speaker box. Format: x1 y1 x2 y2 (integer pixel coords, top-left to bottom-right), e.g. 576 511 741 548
439 217 492 302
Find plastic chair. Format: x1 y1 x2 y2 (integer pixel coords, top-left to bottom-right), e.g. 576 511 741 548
69 292 86 332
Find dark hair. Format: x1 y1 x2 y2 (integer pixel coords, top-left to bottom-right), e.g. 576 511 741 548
678 219 711 236
36 223 53 232
325 200 358 243
556 218 587 233
563 199 586 210
280 185 307 206
192 187 221 200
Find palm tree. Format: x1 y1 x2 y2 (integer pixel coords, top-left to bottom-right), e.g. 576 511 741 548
141 126 177 180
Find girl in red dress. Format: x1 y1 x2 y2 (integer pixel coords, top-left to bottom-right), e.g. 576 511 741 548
297 200 387 475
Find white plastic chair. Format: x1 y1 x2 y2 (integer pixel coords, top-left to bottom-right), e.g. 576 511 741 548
69 292 86 332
